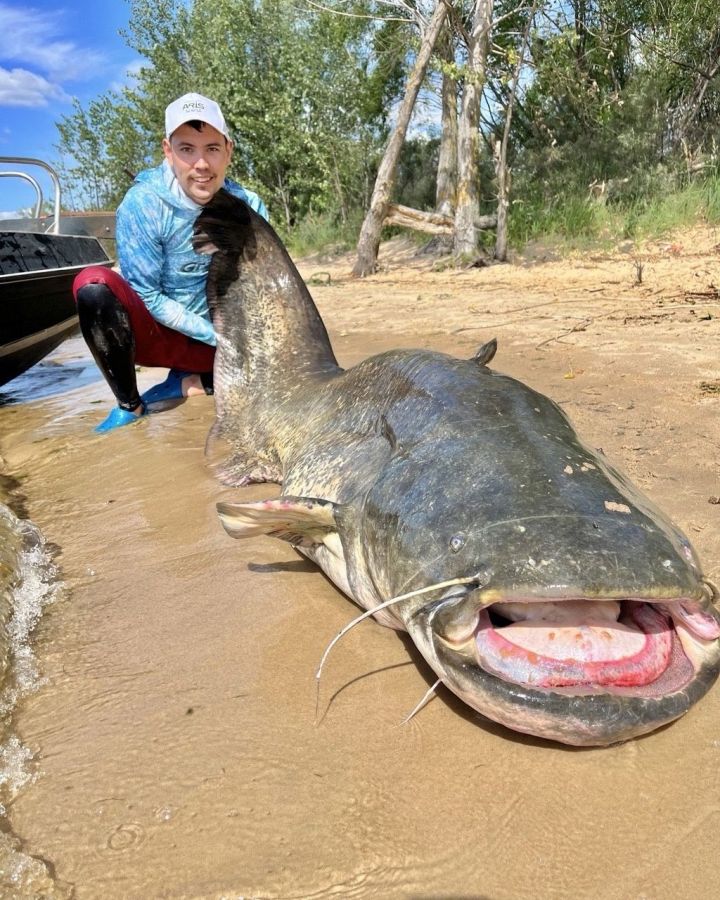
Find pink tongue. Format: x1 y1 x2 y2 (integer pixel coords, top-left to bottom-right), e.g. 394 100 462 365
476 603 672 688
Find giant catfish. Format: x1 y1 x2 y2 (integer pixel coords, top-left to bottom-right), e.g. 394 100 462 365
193 190 720 746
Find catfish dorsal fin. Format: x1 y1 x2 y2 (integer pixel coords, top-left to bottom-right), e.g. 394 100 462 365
472 338 498 367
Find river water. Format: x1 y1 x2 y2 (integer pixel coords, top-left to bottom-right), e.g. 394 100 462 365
0 365 73 896
0 340 104 896
1 333 719 899
0 497 65 895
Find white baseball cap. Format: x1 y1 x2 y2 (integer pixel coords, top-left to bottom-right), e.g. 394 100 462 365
164 92 230 140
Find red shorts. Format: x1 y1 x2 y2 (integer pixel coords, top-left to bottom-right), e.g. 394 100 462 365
73 267 215 373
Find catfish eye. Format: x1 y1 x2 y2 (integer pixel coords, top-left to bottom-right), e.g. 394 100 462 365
449 533 466 553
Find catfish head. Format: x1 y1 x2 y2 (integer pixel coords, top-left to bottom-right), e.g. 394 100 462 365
216 467 720 747
336 434 720 746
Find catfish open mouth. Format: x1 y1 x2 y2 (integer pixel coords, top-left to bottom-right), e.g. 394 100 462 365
420 594 720 745
438 597 720 699
474 599 720 697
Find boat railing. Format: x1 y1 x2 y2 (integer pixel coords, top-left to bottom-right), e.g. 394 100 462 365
0 170 44 221
0 156 62 234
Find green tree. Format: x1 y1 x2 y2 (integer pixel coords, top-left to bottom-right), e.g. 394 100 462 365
55 0 398 225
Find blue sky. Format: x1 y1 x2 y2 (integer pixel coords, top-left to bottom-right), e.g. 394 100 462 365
0 0 138 214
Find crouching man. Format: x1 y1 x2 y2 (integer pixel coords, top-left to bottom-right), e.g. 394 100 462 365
74 92 266 432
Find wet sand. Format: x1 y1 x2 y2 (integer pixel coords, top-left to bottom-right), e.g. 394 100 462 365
1 233 719 898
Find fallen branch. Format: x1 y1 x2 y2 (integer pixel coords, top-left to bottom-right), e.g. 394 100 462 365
535 320 593 348
535 300 718 349
652 302 718 311
384 202 497 236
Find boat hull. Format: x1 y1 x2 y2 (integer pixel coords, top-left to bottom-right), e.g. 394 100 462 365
0 231 112 387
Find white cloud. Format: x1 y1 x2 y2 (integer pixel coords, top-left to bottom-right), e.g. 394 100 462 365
0 2 106 108
0 2 105 77
0 66 70 107
110 58 145 93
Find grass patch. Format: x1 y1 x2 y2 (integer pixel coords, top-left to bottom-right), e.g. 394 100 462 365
509 194 627 253
509 172 720 252
625 186 707 239
285 208 364 258
279 173 720 262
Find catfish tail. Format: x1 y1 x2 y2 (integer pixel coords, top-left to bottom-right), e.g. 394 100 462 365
192 190 259 312
193 188 257 257
193 188 339 389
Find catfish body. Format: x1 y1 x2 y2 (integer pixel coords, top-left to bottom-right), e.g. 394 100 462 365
195 191 720 746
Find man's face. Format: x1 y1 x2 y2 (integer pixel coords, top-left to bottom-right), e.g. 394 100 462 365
162 122 233 205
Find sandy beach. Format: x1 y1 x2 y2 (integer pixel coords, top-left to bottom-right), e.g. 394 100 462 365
1 229 719 898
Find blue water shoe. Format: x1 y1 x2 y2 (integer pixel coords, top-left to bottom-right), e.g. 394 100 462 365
94 404 146 434
140 369 190 405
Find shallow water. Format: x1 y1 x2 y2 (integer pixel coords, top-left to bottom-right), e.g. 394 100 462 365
0 492 67 896
0 340 101 409
1 334 719 898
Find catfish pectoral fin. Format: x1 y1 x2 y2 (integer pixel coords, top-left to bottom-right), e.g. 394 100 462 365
217 496 338 546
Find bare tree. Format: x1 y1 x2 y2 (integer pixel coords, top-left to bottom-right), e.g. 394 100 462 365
352 0 450 277
453 0 493 259
674 26 720 152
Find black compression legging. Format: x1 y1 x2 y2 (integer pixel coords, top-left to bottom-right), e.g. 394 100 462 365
76 283 215 409
76 282 142 411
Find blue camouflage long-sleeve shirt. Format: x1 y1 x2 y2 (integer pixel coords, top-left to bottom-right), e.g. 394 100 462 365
116 160 267 346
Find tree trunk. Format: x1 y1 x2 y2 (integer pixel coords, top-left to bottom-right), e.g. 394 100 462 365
453 0 493 259
494 139 510 261
275 167 292 228
331 151 348 226
352 0 449 278
572 0 588 69
435 25 458 218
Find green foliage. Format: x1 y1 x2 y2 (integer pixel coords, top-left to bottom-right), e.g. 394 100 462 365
54 0 397 223
284 207 366 257
491 0 720 252
624 174 720 236
508 193 612 248
394 137 440 210
54 0 720 257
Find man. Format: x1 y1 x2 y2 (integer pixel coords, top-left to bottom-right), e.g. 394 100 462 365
73 92 267 432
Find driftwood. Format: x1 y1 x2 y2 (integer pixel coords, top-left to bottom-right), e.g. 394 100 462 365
384 202 497 236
